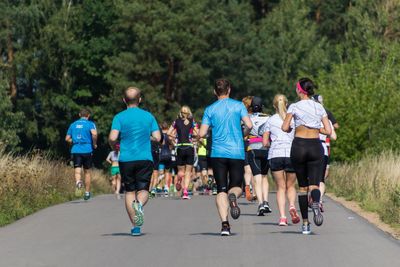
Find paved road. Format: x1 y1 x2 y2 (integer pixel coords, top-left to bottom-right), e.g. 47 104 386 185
0 193 399 267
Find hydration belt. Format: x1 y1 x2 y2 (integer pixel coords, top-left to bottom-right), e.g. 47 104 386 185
176 143 193 147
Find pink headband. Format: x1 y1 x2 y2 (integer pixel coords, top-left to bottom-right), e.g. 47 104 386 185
296 82 308 95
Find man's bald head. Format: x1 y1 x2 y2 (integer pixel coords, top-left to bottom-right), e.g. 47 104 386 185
124 87 141 106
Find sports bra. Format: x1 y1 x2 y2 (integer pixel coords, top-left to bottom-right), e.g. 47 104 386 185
287 100 327 129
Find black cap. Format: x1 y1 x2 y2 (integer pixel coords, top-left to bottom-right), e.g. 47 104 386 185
251 96 263 108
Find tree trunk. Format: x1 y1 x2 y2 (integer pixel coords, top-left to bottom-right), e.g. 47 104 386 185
315 0 321 24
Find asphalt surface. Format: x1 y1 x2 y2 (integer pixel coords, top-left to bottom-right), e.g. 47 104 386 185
0 193 399 267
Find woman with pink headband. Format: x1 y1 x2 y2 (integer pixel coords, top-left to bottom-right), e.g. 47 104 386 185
282 78 331 235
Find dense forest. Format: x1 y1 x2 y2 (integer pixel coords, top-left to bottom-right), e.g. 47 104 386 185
1 0 400 164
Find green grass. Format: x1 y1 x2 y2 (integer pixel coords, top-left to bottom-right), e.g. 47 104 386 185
0 151 110 226
327 151 400 228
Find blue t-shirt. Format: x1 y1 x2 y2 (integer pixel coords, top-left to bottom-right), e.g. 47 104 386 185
202 98 248 160
111 107 159 162
67 118 96 154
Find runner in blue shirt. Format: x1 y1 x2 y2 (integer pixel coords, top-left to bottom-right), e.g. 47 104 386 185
199 78 253 236
109 87 161 236
65 108 97 200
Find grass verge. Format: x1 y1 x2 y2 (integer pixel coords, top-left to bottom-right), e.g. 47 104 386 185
0 151 110 226
327 151 400 229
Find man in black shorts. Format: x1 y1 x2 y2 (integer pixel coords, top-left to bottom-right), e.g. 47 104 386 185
199 79 252 236
65 108 97 200
109 87 161 236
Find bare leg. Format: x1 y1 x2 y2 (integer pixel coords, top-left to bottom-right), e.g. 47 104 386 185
116 174 121 194
261 175 269 202
254 174 263 204
216 192 229 221
84 168 91 192
125 192 136 226
273 170 286 218
244 165 252 186
184 165 193 189
286 172 297 207
111 175 117 192
74 167 82 184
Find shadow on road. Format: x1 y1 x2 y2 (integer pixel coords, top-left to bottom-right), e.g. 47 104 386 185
190 232 237 236
269 231 317 235
253 222 278 226
102 233 148 237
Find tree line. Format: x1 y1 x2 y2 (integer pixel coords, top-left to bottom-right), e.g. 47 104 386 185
1 0 399 164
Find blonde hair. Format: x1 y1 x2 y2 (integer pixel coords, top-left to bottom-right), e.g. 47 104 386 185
242 96 253 113
273 94 288 120
179 105 192 119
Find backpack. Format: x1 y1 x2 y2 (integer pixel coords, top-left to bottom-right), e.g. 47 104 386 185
160 133 172 162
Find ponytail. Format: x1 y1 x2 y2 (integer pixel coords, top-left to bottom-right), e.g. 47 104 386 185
273 94 288 121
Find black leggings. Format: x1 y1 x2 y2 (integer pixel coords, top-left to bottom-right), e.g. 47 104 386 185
211 158 244 193
290 137 324 188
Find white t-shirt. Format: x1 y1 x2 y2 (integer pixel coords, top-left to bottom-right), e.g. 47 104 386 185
248 113 269 150
107 151 120 162
319 120 333 156
287 100 327 129
261 114 294 159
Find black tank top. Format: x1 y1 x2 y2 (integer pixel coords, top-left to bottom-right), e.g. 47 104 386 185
174 118 194 144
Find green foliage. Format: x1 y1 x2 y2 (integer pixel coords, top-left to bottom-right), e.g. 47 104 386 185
0 0 399 164
0 77 24 150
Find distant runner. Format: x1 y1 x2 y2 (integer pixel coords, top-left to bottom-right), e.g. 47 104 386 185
106 143 121 199
108 87 161 236
262 94 299 226
247 96 271 216
167 106 198 199
282 78 331 235
65 108 97 201
199 78 252 236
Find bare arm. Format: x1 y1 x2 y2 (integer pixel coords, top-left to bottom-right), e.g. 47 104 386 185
152 130 162 142
320 116 332 136
282 113 293 132
91 129 98 149
199 124 209 139
65 135 72 144
262 132 271 147
106 153 112 164
241 116 253 136
329 124 337 140
109 129 119 148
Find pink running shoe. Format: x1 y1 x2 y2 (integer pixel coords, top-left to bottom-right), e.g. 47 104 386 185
289 205 300 224
278 217 288 226
182 189 190 200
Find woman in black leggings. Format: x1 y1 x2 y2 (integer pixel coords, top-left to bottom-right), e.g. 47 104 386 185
282 78 331 234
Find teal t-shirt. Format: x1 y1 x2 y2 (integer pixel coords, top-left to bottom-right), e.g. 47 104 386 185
202 98 248 160
67 118 96 154
111 107 159 162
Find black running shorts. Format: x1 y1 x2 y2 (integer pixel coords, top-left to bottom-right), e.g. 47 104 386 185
72 153 93 169
211 157 244 193
119 160 154 192
248 149 269 176
198 156 208 171
152 150 160 170
269 157 295 173
290 137 324 188
176 146 195 166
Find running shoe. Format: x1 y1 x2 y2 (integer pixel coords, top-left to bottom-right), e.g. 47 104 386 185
263 201 272 213
319 202 324 213
83 192 91 201
163 187 169 196
212 184 217 195
302 223 311 235
75 181 84 197
252 195 257 201
176 177 183 191
245 185 252 201
150 188 156 197
312 202 324 226
220 223 231 236
278 217 288 226
257 204 265 216
228 193 240 220
132 201 144 226
207 176 213 186
182 189 190 200
289 205 300 224
131 226 141 236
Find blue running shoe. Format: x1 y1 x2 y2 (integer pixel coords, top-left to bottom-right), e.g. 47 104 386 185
132 201 144 226
131 226 141 236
